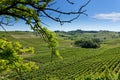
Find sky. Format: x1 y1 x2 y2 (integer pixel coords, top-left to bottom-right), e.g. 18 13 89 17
1 0 120 31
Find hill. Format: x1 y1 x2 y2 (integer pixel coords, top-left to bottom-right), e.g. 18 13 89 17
0 31 120 79
55 29 120 41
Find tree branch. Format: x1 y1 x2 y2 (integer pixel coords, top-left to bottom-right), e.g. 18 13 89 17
0 24 7 31
41 0 90 24
66 0 74 4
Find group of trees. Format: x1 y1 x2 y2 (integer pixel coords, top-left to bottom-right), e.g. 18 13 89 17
74 38 101 48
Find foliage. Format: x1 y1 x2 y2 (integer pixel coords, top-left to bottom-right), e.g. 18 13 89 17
0 0 63 61
42 28 63 60
74 38 100 48
0 39 38 80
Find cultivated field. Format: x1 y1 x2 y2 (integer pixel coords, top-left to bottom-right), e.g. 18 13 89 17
0 31 120 79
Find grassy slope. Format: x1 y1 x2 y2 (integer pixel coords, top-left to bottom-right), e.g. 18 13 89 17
0 31 120 79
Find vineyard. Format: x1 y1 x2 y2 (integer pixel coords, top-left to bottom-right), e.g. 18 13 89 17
27 47 120 79
0 31 120 79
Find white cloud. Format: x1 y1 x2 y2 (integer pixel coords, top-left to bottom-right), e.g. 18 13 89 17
93 12 120 22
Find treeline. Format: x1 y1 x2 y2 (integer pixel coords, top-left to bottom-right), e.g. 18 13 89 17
55 29 120 41
55 29 120 35
55 29 98 35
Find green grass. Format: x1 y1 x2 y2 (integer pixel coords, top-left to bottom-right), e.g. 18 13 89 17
1 31 120 79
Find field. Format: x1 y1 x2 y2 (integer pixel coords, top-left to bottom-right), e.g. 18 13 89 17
0 31 120 79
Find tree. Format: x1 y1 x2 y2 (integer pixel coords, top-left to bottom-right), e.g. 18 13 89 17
0 0 90 55
0 0 91 57
0 0 91 59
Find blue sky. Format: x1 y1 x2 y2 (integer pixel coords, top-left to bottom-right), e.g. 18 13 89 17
1 0 120 31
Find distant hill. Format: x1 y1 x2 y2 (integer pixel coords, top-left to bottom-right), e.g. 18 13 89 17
55 29 120 40
0 30 120 41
